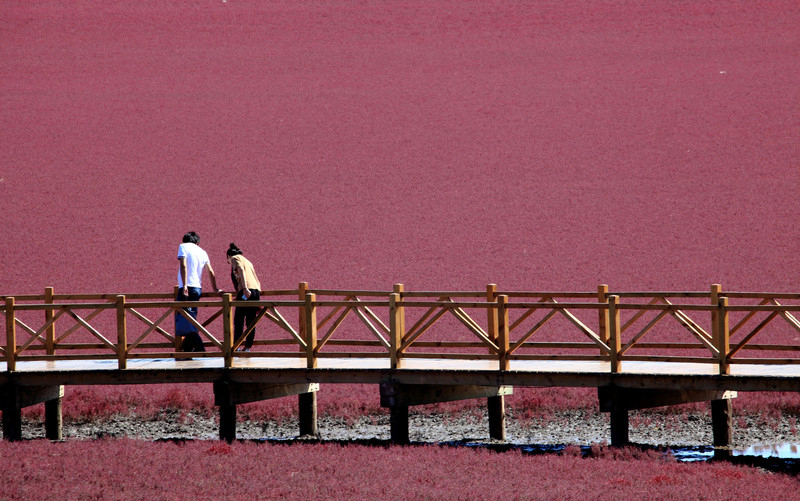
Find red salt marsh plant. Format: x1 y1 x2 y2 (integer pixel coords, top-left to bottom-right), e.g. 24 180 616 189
3 0 800 437
1 439 799 501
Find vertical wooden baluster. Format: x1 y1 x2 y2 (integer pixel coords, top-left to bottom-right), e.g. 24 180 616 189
222 293 233 368
305 293 317 368
173 285 182 352
497 295 509 370
298 282 308 353
598 284 609 348
487 284 498 346
116 295 127 369
718 297 730 375
608 295 621 372
711 284 721 362
390 293 402 369
45 287 55 355
390 284 405 369
6 297 16 372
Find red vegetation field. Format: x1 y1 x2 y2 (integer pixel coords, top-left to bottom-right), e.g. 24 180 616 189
2 439 800 500
3 0 800 490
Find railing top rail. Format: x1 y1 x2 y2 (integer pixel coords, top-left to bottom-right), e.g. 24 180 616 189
260 289 302 297
611 291 710 299
727 304 800 312
500 291 598 298
615 303 714 311
402 291 487 298
10 302 119 311
4 288 800 305
723 292 800 300
309 289 392 297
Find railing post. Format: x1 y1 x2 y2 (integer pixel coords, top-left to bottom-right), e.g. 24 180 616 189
298 282 308 354
5 297 16 372
711 284 721 344
297 283 317 436
487 284 498 345
497 295 509 370
710 284 729 374
390 284 405 369
598 284 609 346
45 288 63 440
717 297 730 375
487 284 506 441
305 293 317 368
116 295 127 369
389 293 402 369
608 295 620 372
172 285 182 351
222 293 233 368
45 287 55 355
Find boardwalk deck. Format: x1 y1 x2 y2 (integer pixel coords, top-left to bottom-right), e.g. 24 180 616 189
3 358 800 390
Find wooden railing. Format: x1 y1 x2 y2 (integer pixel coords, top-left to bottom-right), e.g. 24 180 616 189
3 284 800 374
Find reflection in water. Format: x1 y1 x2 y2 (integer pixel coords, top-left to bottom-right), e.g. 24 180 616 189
735 443 800 459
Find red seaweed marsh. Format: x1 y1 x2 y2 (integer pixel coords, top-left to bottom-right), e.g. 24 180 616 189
2 0 800 498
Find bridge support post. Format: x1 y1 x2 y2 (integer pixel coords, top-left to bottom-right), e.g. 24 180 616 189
45 397 63 440
599 387 736 448
485 285 505 441
2 402 22 442
390 405 410 444
609 405 629 447
214 381 320 442
1 384 63 441
711 398 733 457
487 395 506 441
299 391 318 437
380 382 512 444
219 404 237 443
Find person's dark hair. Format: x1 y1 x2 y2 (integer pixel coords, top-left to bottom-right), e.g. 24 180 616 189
182 231 200 244
227 242 243 258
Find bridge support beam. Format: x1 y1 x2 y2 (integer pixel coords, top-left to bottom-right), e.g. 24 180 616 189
1 384 64 441
599 387 736 447
380 382 513 444
214 381 320 443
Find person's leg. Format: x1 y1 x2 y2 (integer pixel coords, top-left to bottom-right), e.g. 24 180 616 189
176 288 190 352
243 289 260 349
182 287 203 352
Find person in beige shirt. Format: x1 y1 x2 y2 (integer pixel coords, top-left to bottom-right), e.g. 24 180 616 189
226 243 262 351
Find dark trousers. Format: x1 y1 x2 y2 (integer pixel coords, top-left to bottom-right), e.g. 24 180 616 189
234 289 261 349
177 287 205 352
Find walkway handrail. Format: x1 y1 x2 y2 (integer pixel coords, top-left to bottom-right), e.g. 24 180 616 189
3 284 800 373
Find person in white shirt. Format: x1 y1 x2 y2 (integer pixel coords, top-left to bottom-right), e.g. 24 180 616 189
175 231 221 353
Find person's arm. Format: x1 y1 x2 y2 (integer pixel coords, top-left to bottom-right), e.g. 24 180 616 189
205 263 222 295
179 257 188 297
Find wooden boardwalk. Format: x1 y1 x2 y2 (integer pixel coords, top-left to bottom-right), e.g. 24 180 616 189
3 358 800 389
3 284 800 445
